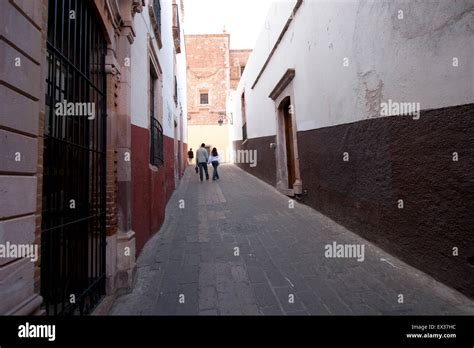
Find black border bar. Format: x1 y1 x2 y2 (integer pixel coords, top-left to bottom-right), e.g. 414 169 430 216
0 316 473 345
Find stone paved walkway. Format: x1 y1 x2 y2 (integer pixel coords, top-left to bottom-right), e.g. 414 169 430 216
110 164 474 315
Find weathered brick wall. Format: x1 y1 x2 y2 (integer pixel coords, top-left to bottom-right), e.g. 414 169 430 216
185 34 230 126
229 49 252 89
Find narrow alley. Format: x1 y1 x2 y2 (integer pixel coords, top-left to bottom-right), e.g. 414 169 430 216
2 2 473 342
110 165 474 315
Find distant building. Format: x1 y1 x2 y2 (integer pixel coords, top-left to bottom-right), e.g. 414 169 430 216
230 0 474 299
185 34 251 161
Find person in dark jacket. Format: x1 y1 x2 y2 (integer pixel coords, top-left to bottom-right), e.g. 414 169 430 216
187 148 194 165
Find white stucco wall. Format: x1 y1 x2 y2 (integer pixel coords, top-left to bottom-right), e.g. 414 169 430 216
230 1 296 141
176 11 188 143
131 0 187 142
130 11 148 129
231 0 474 141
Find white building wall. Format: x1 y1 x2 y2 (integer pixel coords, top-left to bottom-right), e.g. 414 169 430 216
131 0 187 141
130 11 149 129
231 0 474 140
176 1 188 143
230 1 296 141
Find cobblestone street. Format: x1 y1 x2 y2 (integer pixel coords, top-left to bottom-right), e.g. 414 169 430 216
110 165 474 315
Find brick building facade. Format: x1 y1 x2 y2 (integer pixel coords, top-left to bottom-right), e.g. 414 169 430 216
230 49 252 89
185 34 250 162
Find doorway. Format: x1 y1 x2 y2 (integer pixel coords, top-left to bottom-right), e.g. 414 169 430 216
270 69 302 196
281 97 296 189
174 118 179 187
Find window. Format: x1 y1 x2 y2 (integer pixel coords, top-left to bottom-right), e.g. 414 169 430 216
150 117 163 166
149 0 163 48
240 65 245 76
172 2 181 53
153 0 161 34
174 76 178 105
150 70 163 166
241 92 247 141
200 93 209 105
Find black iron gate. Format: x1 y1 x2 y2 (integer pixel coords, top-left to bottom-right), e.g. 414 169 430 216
42 0 107 315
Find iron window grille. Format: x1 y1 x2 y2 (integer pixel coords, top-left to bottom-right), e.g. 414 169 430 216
150 117 164 166
150 73 163 166
42 0 107 315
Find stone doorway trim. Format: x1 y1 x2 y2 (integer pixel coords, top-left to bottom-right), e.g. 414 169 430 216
269 69 302 196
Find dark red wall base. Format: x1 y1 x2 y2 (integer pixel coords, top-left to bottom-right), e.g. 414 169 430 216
235 103 474 299
233 135 277 186
131 125 176 254
183 142 188 175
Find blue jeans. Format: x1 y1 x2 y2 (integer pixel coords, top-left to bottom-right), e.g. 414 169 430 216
211 161 219 180
198 162 209 181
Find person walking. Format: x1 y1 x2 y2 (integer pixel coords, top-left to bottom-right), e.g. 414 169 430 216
208 147 220 180
187 148 194 165
196 143 209 181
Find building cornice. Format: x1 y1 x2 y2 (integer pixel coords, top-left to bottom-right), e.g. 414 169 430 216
251 0 303 90
269 69 295 100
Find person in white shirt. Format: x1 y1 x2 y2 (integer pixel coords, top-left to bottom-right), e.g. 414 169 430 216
208 147 220 180
196 143 209 181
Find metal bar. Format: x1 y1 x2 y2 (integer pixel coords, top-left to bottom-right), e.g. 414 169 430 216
100 38 107 287
42 0 107 316
44 131 105 154
60 0 67 309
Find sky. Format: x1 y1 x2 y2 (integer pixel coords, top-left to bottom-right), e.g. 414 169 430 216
183 0 275 49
